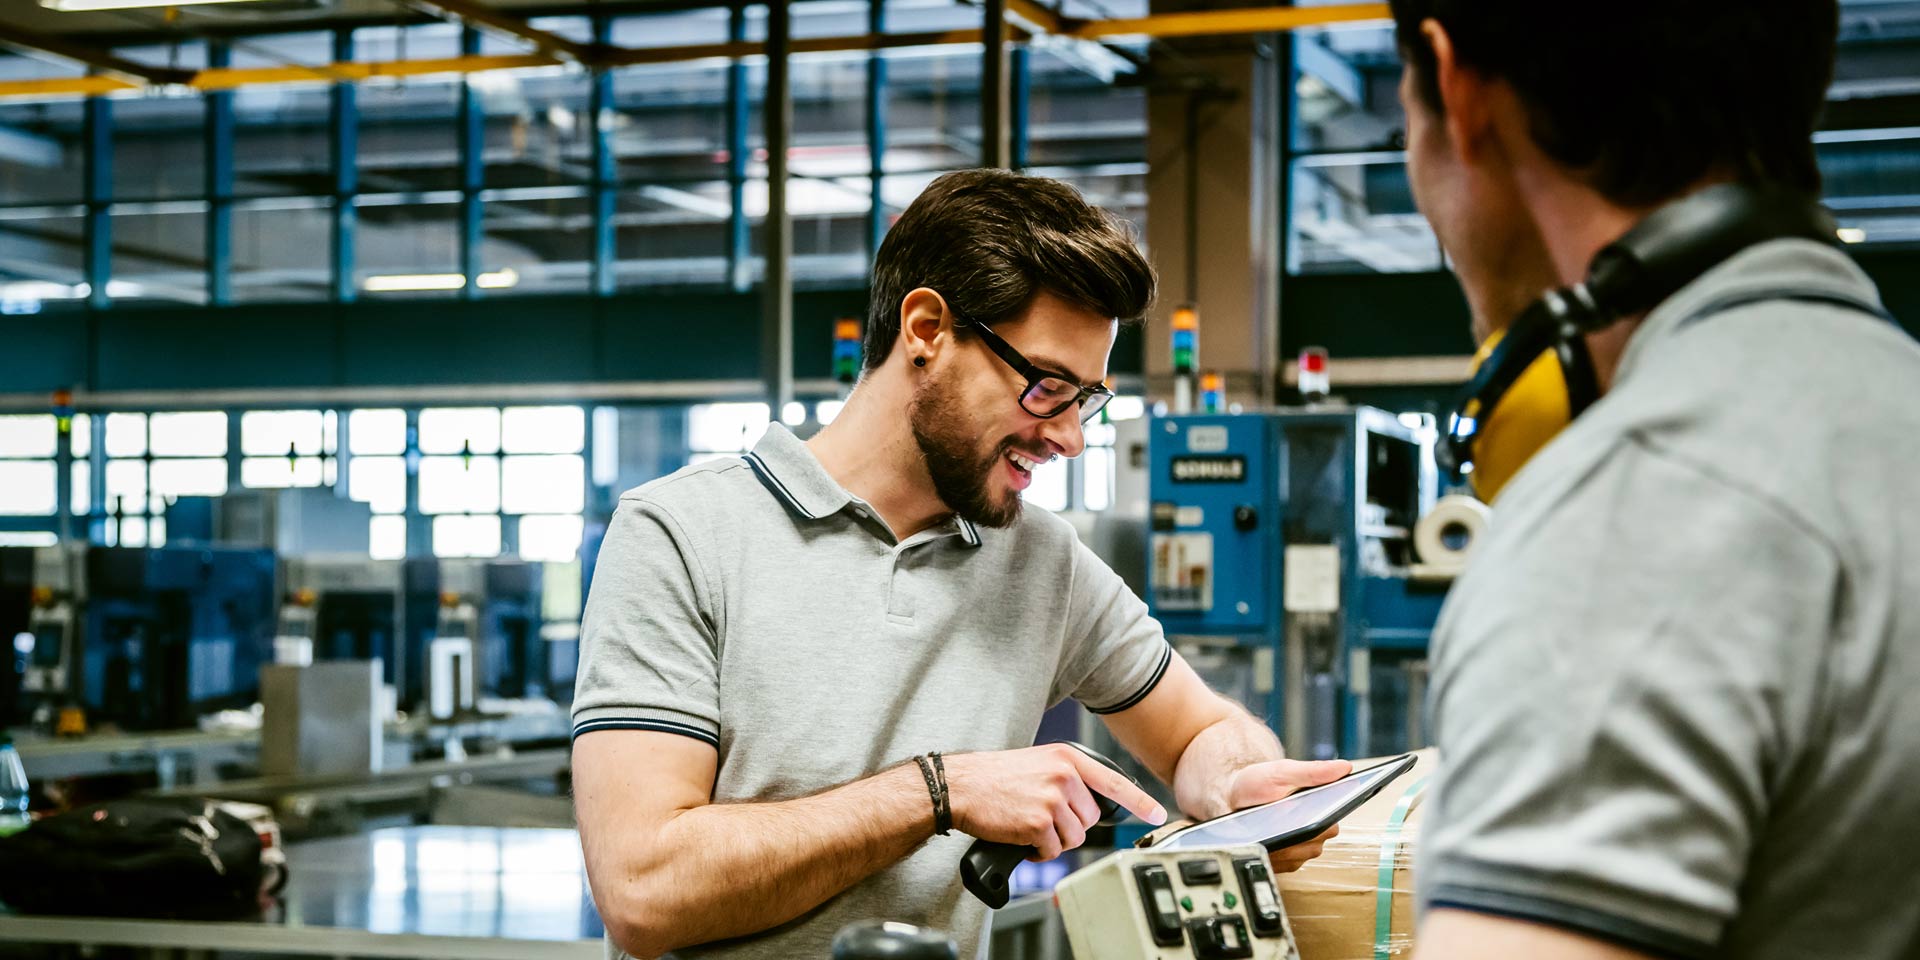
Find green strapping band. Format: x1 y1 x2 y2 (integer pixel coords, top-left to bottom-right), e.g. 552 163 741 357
1373 776 1429 960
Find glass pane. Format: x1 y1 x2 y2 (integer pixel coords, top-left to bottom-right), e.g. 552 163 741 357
1288 157 1441 274
1820 131 1920 249
816 399 845 425
104 413 147 458
0 208 86 310
349 409 407 455
518 514 584 563
687 403 770 453
242 457 325 489
242 410 324 456
110 203 210 305
232 198 334 302
419 456 501 514
149 412 227 457
1082 447 1114 512
1290 24 1405 154
0 415 56 458
609 64 730 182
478 68 591 189
433 514 502 559
70 461 88 516
1083 421 1117 447
1106 395 1145 421
1026 48 1146 168
105 459 147 514
150 458 227 498
349 456 406 514
118 516 148 548
502 455 585 514
111 86 207 202
614 183 731 288
884 50 981 173
356 26 461 193
746 175 870 287
481 189 591 295
232 83 334 197
355 195 462 296
419 408 501 455
369 515 407 560
71 413 90 457
501 406 585 454
1027 457 1070 513
0 461 56 516
0 94 83 205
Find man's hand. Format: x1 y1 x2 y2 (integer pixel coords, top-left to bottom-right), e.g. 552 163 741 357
1221 758 1351 874
943 743 1169 862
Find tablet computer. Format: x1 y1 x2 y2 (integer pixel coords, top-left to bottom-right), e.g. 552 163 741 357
1149 753 1418 851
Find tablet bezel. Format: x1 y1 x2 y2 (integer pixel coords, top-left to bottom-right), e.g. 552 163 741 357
1149 753 1418 852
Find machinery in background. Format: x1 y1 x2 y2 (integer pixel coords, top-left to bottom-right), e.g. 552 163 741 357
81 546 278 732
1145 407 1450 760
281 557 411 707
1 547 84 731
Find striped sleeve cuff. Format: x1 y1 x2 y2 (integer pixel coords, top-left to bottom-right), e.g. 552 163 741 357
1085 644 1174 715
571 709 719 747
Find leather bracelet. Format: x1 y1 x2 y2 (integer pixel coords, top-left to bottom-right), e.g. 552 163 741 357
912 755 950 836
929 751 952 835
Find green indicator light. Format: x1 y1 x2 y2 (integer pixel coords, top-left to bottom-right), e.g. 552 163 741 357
1223 891 1238 909
1180 895 1193 912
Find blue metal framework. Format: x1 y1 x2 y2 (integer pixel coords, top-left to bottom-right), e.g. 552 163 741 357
458 26 484 300
206 43 235 306
726 2 751 294
589 15 617 297
865 0 888 264
330 27 359 304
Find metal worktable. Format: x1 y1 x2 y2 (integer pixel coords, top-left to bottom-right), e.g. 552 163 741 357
0 826 604 959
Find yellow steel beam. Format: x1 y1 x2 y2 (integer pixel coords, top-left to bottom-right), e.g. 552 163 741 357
403 0 598 63
192 53 559 90
1005 0 1064 35
0 75 141 99
1066 3 1392 40
598 29 988 68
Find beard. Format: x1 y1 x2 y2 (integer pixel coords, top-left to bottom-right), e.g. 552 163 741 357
909 372 1023 528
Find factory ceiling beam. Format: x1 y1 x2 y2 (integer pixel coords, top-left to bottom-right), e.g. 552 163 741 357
402 0 598 64
191 53 559 90
1063 3 1392 41
0 21 194 87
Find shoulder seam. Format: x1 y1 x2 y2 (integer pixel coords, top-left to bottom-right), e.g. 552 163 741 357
618 458 751 502
625 496 723 632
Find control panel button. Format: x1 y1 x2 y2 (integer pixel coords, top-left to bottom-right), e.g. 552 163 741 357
1179 858 1223 885
1233 504 1258 532
1185 916 1255 959
1232 857 1285 938
1132 864 1185 947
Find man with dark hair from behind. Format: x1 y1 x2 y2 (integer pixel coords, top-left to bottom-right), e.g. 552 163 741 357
571 169 1351 960
1392 3 1920 959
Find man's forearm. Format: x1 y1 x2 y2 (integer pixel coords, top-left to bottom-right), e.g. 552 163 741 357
1172 698 1283 819
609 763 933 956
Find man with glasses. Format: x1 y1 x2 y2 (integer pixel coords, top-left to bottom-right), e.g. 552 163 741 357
572 169 1350 959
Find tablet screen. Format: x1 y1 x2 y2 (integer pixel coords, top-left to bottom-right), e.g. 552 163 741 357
1153 756 1413 850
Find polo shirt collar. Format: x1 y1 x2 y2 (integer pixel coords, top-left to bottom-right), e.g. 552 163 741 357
744 424 984 548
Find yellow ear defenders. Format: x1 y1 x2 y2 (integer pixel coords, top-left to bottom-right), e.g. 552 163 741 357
1438 183 1845 503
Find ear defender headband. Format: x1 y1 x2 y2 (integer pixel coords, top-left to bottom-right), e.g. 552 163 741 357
1439 183 1843 502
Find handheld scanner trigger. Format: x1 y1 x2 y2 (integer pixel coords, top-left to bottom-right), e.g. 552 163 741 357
959 742 1141 908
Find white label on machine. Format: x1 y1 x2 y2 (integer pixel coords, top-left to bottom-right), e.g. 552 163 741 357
1175 505 1205 528
1187 425 1230 452
1283 545 1340 613
1153 887 1177 915
1152 532 1214 612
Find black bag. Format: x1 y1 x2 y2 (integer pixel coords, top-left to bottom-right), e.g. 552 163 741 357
0 796 269 919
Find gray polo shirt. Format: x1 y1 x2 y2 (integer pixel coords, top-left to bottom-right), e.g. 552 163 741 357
1418 239 1920 959
573 424 1172 960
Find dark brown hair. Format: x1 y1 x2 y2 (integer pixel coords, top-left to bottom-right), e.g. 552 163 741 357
864 169 1155 373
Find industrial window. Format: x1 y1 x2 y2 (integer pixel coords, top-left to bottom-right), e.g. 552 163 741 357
239 410 337 489
414 405 588 561
100 411 229 546
686 403 771 467
0 415 56 517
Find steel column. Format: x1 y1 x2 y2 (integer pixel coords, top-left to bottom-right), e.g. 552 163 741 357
763 0 794 410
206 42 235 306
981 0 1011 168
330 28 359 304
725 3 750 294
1011 43 1031 171
866 0 888 264
83 96 110 311
459 27 485 300
589 16 617 298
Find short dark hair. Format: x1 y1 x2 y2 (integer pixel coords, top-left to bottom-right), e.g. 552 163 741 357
864 169 1155 373
1390 0 1838 207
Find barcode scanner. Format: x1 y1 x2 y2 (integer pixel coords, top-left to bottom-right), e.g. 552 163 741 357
959 742 1139 908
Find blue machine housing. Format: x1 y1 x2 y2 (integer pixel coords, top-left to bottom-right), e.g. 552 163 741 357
1145 407 1451 759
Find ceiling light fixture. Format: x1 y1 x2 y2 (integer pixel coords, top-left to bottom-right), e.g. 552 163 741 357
362 268 518 293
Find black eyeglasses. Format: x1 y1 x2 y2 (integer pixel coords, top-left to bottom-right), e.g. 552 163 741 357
947 304 1113 423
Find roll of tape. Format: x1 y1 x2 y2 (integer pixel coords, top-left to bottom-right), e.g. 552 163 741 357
1414 495 1492 572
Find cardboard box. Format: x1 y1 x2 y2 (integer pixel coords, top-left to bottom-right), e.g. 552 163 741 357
1275 749 1437 960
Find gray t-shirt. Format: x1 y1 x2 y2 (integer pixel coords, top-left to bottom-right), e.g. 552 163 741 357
1418 239 1920 959
573 424 1172 960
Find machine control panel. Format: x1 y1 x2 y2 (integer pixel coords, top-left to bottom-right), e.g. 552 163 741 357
1057 846 1299 960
